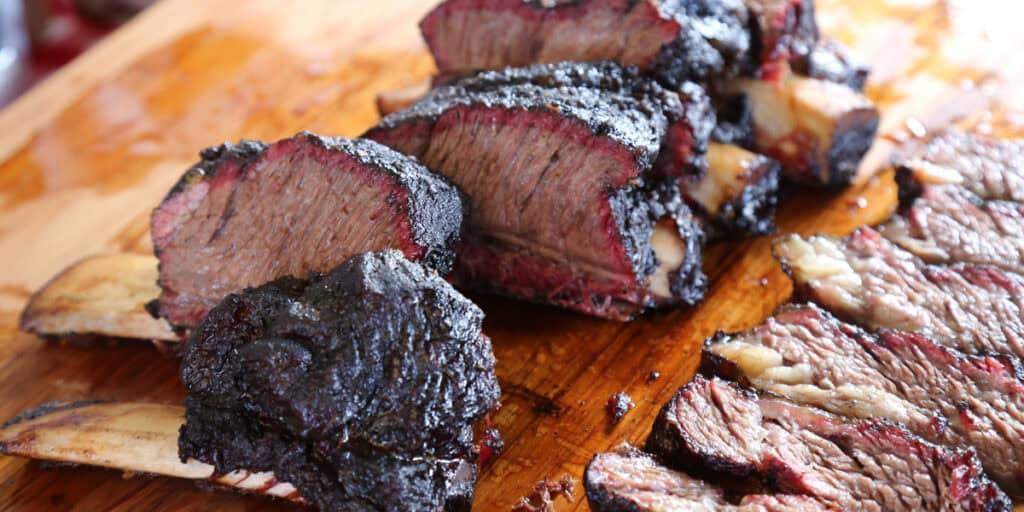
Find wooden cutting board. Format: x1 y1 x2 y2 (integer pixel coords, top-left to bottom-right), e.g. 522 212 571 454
1 0 1023 510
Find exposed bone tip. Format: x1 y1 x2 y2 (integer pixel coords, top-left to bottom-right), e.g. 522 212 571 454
20 254 178 342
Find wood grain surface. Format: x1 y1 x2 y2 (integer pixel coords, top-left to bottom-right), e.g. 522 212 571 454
1 0 1023 510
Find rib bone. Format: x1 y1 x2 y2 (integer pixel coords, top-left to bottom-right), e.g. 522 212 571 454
19 254 178 342
0 401 300 501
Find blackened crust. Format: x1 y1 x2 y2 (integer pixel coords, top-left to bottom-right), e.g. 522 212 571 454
371 65 673 172
367 62 708 319
299 134 467 274
650 0 752 86
151 133 466 328
825 111 879 187
178 250 500 511
894 164 926 212
799 39 870 91
158 140 269 205
668 201 709 305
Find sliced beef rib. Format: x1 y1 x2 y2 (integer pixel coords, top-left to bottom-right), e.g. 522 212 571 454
179 250 500 511
420 0 752 87
879 185 1024 274
366 62 708 320
585 443 833 512
895 131 1024 203
773 227 1024 359
150 133 464 329
704 303 1024 496
646 376 1010 512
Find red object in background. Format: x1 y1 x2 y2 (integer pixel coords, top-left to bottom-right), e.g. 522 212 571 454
27 0 117 69
0 0 153 107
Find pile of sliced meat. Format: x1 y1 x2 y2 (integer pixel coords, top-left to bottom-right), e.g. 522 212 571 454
587 130 1024 511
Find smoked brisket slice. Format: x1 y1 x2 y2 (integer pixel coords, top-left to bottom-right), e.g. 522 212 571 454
585 444 833 512
879 185 1024 274
179 250 500 511
895 130 1024 203
150 133 464 329
421 0 752 87
703 303 1024 496
366 62 707 320
773 227 1024 360
646 376 1010 512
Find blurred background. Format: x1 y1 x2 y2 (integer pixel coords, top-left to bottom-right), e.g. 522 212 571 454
0 0 154 106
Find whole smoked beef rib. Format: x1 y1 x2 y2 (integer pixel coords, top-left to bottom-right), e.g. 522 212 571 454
150 133 465 329
179 250 501 511
704 303 1024 496
646 376 1011 512
420 0 752 87
366 62 708 320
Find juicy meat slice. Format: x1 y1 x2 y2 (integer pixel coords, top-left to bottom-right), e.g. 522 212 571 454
585 443 834 512
179 250 501 512
420 0 752 87
895 130 1024 203
366 62 707 320
743 0 818 72
684 142 780 238
646 376 1010 512
773 227 1024 359
723 74 879 186
879 185 1024 274
150 133 464 329
795 38 869 91
703 303 1024 496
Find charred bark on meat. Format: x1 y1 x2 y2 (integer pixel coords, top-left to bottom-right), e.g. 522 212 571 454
366 62 709 320
150 133 465 330
179 250 501 511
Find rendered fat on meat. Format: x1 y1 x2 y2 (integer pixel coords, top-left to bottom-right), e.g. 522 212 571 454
879 185 1024 274
420 0 753 87
703 303 1024 496
894 131 1024 204
150 133 465 330
684 142 780 238
646 376 1010 512
723 74 879 187
882 131 1024 273
178 250 500 511
366 62 710 320
773 227 1024 361
585 443 834 512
